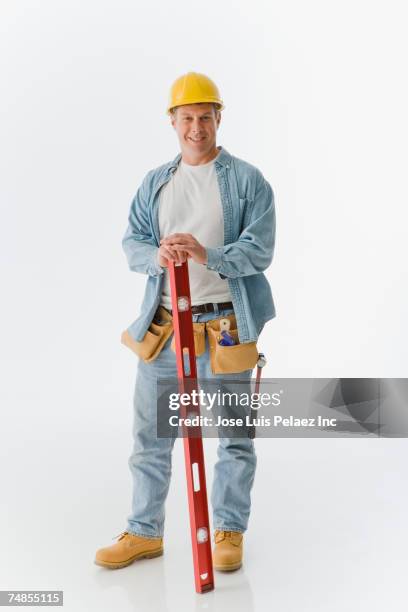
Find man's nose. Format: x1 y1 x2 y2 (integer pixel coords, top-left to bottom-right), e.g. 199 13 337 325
191 118 203 132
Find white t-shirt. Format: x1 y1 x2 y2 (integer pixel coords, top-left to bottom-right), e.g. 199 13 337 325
158 150 232 308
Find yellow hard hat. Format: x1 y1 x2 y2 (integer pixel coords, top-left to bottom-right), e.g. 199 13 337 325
166 72 225 115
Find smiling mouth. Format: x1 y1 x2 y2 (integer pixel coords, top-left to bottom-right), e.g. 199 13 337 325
188 137 206 142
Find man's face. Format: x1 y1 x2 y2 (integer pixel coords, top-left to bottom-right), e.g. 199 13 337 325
171 103 221 157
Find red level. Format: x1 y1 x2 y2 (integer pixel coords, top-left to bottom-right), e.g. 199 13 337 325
168 260 215 594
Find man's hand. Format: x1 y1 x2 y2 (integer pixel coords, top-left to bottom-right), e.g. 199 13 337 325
160 233 208 265
157 244 188 268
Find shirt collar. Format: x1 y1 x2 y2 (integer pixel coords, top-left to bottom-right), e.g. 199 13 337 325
168 145 232 172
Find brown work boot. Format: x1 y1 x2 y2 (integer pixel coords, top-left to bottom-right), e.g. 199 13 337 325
212 530 243 571
95 531 163 569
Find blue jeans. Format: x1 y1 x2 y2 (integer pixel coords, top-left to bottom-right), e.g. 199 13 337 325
126 306 257 538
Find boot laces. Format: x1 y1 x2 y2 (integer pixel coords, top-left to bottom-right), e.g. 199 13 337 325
215 530 241 544
112 530 129 541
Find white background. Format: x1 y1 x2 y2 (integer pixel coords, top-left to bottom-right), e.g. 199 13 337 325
1 1 407 611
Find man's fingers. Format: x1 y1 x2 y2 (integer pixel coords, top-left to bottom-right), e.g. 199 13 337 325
161 234 181 244
174 249 188 264
160 246 177 261
160 245 190 264
172 246 196 260
172 247 187 263
162 238 190 246
171 244 194 254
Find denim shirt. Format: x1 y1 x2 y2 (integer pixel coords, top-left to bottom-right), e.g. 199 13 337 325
122 145 276 344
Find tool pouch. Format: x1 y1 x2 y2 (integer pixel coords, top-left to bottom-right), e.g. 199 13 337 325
170 322 206 357
121 306 174 363
205 313 259 374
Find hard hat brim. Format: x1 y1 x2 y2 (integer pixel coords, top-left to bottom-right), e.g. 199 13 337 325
166 99 225 115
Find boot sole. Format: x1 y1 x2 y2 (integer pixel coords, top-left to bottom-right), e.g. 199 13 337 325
95 548 163 569
213 561 242 572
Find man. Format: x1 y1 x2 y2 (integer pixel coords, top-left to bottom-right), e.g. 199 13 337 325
95 72 276 571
